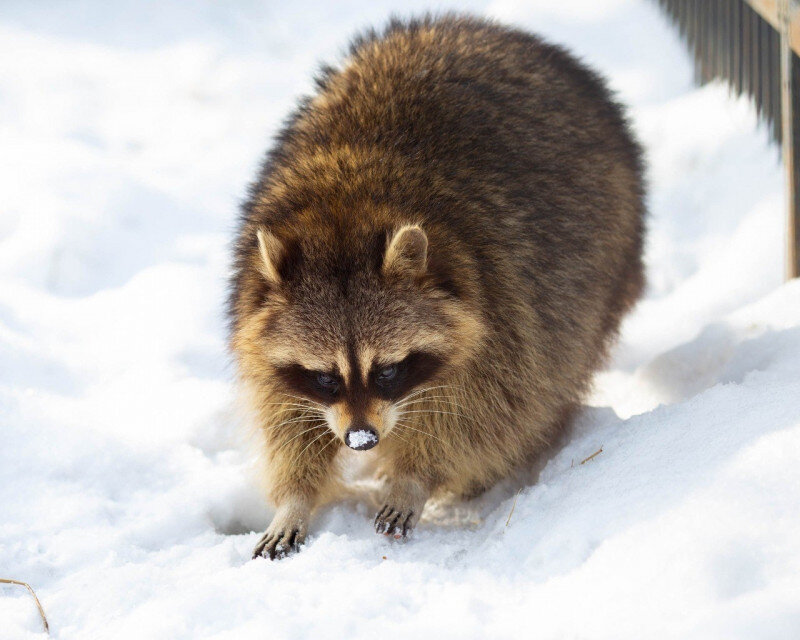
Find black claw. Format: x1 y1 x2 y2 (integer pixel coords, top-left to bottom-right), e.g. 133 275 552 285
376 508 394 533
291 528 305 553
252 533 274 559
402 511 414 537
253 527 307 561
375 505 418 538
385 512 401 534
255 533 275 560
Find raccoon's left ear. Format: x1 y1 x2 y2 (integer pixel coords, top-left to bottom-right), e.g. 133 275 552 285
383 225 428 279
256 227 284 284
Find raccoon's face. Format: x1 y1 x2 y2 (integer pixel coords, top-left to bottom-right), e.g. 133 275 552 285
247 222 483 450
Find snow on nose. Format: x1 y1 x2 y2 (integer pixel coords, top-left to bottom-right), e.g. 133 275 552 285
345 427 379 450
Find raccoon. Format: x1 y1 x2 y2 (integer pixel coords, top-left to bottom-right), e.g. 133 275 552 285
229 14 645 560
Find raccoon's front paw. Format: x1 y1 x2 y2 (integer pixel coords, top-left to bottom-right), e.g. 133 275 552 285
374 504 420 539
252 499 310 560
252 525 306 560
374 478 428 539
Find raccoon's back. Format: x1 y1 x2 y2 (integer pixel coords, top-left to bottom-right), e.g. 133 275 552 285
236 14 644 359
262 15 642 308
262 15 642 255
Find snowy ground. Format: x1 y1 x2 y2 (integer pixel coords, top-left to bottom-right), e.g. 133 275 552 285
2 1 799 638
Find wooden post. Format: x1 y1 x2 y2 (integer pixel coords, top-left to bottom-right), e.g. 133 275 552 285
780 0 800 279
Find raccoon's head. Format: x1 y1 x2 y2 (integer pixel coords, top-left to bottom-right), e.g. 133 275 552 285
241 220 484 450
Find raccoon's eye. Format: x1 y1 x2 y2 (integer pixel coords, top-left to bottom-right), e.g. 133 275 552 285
375 364 399 384
316 372 339 392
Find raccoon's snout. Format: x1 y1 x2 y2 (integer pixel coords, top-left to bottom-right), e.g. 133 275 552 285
344 426 379 450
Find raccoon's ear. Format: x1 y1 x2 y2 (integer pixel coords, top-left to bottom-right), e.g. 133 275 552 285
383 225 428 279
256 228 284 284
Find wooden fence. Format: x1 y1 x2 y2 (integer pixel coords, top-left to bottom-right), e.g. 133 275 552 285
655 0 800 279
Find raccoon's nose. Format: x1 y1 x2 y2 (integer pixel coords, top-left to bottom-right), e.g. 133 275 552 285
344 426 379 450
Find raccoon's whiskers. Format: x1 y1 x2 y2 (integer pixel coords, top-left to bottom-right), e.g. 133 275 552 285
394 396 465 411
279 393 327 409
386 428 413 446
396 406 479 430
395 393 460 404
398 385 462 404
288 429 332 467
272 422 329 454
263 401 321 408
393 421 447 444
396 392 459 401
271 416 326 430
396 409 465 419
309 434 339 463
268 406 326 423
301 428 340 463
263 402 325 413
273 409 325 422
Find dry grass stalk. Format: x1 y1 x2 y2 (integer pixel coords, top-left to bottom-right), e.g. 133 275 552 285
505 489 522 527
0 578 49 634
580 447 603 465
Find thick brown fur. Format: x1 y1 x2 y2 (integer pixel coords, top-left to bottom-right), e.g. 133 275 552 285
229 14 645 559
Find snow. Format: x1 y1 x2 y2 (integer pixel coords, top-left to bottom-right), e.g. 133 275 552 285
1 1 799 638
347 429 378 449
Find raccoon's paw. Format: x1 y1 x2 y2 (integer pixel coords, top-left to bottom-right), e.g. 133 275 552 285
252 500 310 560
252 525 306 560
374 477 428 540
374 504 419 539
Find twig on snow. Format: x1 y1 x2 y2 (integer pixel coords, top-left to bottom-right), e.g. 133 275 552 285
0 578 49 634
580 446 603 465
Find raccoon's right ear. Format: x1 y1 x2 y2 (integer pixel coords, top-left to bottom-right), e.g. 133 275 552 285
383 225 428 279
256 228 285 284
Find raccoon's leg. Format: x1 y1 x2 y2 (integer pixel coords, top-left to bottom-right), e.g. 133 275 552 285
374 476 429 540
252 426 340 560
